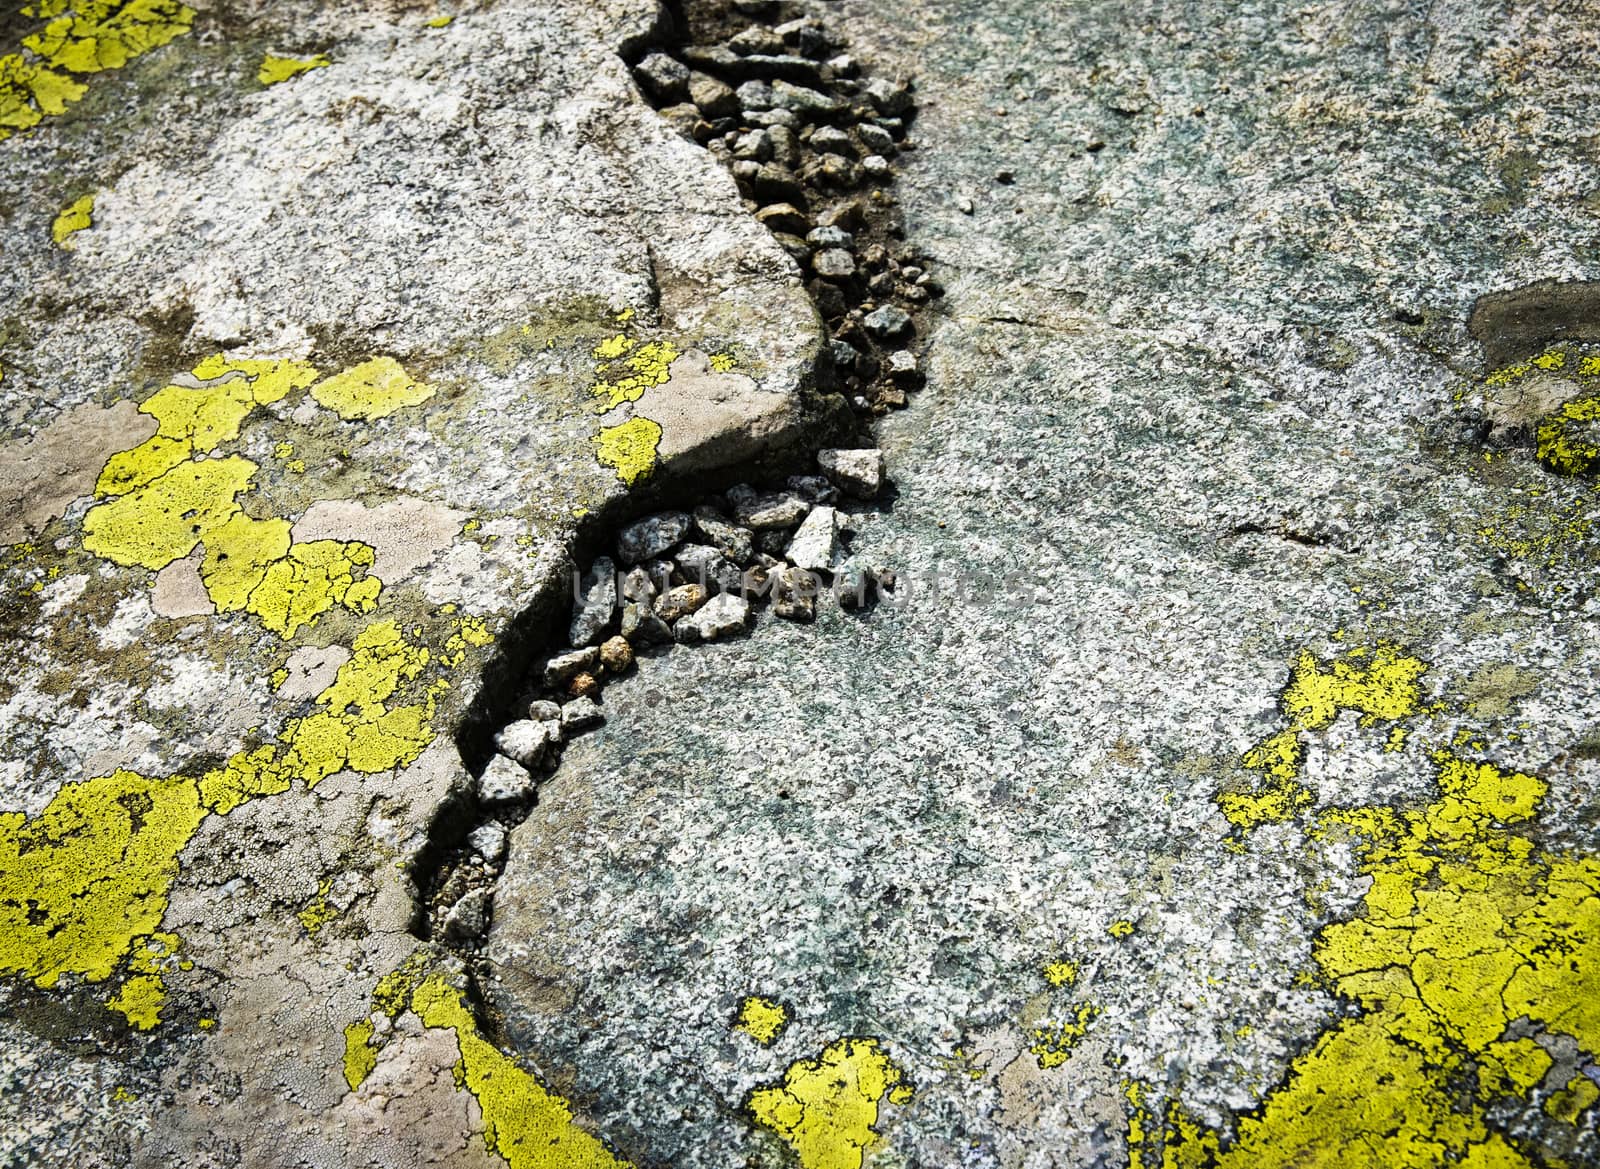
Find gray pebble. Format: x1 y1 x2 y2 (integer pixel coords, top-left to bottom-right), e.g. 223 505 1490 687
478 754 535 805
617 511 692 564
864 304 913 340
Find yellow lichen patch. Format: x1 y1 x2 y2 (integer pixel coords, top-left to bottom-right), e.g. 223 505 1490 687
1108 920 1134 939
237 537 382 638
107 972 166 1029
590 339 680 411
1535 390 1599 475
0 768 207 987
1545 1075 1598 1124
734 995 790 1045
310 357 434 421
82 455 257 568
593 417 661 487
342 1019 378 1091
1223 644 1428 833
1043 960 1078 988
1132 720 1600 1167
51 193 93 247
1031 1003 1099 1069
747 1037 912 1169
257 52 328 85
297 878 337 936
709 351 737 372
424 14 452 27
0 53 87 137
2 616 448 1011
278 619 438 785
96 356 318 496
1 1 193 141
410 974 631 1168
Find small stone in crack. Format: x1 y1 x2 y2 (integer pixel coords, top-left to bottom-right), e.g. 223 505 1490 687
787 474 838 504
495 719 557 769
728 483 810 528
569 555 617 647
862 154 893 180
633 52 689 104
675 593 751 643
857 122 895 156
864 304 913 340
863 77 913 116
770 79 843 115
807 225 854 249
754 164 806 206
567 671 600 700
810 125 855 156
621 600 673 646
561 696 605 734
755 201 810 234
729 25 783 55
620 566 658 603
479 754 535 805
544 646 600 687
675 543 732 583
818 448 886 497
655 583 710 622
617 511 692 564
774 566 820 622
443 888 492 943
527 699 561 722
599 635 634 675
833 557 873 609
468 821 507 865
813 248 856 279
733 129 772 161
887 349 924 386
787 505 839 571
689 72 739 119
657 102 702 141
737 80 776 112
693 506 755 562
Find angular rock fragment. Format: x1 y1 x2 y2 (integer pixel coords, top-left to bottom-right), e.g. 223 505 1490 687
863 77 913 115
675 593 751 642
442 888 492 942
544 646 600 687
689 72 739 119
599 635 634 674
693 506 755 562
633 52 689 103
728 483 810 528
655 583 710 622
786 505 839 571
527 699 561 722
568 555 617 646
621 600 674 646
773 565 821 621
478 754 535 806
494 719 557 769
817 448 885 497
561 696 605 734
864 304 913 340
617 511 692 564
468 821 507 865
